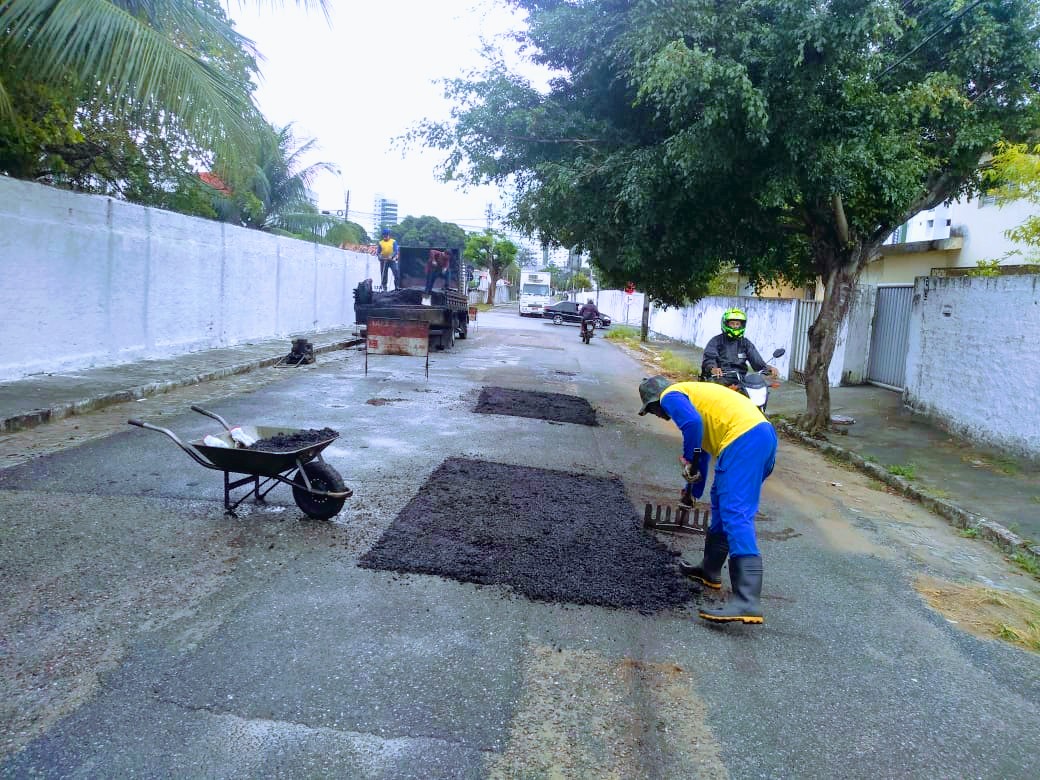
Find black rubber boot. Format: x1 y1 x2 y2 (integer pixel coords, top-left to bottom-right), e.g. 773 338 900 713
678 530 728 590
699 555 764 625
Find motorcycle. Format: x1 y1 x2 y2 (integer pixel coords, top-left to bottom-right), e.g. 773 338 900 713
710 347 785 414
580 318 595 344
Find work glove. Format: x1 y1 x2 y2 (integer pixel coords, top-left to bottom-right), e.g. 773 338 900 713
680 451 702 484
683 449 709 499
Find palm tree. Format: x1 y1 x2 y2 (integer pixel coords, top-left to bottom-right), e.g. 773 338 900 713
0 1 328 155
213 122 338 235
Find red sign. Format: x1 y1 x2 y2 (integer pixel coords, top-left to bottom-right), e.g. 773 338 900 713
624 281 636 295
366 318 429 357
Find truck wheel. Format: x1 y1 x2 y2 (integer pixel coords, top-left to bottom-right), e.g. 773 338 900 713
457 317 468 339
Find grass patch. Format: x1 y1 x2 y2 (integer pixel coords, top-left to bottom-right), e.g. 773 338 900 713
1011 551 1040 579
862 454 878 464
657 350 699 380
605 325 641 349
1030 495 1040 505
916 576 1040 653
886 462 917 479
473 302 494 311
958 528 979 539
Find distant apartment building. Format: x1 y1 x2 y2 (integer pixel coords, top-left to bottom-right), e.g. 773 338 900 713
373 195 398 235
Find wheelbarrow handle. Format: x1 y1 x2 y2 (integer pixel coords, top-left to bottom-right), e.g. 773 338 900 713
190 405 233 435
127 418 218 470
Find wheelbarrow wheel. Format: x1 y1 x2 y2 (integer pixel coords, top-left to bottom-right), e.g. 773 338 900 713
292 461 346 520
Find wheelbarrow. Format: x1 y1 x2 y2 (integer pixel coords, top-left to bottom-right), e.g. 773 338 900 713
127 406 352 520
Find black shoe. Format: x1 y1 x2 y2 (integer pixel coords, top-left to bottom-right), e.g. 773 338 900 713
678 529 727 590
679 489 695 508
699 555 764 624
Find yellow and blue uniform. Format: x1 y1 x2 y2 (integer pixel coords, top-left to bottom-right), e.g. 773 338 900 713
659 382 776 557
377 237 399 289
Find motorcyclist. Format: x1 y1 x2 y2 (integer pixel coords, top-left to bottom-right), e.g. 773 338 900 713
578 299 600 338
700 308 775 381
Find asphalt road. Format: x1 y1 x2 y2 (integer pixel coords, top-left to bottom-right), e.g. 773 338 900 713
1 309 1038 779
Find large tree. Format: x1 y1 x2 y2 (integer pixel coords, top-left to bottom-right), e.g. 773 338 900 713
416 0 1040 433
392 215 468 247
465 230 518 305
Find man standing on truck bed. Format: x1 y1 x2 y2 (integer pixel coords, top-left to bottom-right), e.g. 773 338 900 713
377 228 400 292
424 249 452 294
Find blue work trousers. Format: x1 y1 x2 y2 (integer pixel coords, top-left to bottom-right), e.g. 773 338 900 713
708 422 777 558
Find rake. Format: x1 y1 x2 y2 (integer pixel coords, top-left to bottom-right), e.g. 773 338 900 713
643 502 710 535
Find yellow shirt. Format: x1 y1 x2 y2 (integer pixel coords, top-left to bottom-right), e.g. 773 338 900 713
378 238 397 259
660 381 764 455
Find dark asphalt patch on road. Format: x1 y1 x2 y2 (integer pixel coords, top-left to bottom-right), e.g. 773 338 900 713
474 386 597 426
358 458 694 613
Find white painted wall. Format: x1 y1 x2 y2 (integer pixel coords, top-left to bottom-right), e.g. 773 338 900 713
948 197 1038 267
904 274 1040 457
0 176 370 382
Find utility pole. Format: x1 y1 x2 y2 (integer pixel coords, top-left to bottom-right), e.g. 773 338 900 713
344 190 350 223
485 204 494 231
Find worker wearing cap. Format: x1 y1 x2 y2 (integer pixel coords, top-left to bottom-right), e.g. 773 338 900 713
638 375 777 624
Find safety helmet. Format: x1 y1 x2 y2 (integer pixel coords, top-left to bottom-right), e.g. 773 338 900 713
721 308 747 339
587 299 594 305
638 375 673 416
381 228 390 238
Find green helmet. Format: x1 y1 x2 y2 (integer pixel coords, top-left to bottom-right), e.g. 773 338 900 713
638 375 673 416
721 308 747 338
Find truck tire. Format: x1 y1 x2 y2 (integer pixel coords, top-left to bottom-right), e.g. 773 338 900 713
457 314 468 339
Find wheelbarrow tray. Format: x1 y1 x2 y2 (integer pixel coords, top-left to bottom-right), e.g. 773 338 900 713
191 426 339 477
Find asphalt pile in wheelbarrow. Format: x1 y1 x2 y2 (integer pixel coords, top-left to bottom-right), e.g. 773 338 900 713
474 386 598 426
247 427 338 453
359 458 694 614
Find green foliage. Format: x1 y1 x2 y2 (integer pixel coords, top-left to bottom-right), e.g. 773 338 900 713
984 141 1040 265
0 1 328 161
465 230 519 305
413 0 1040 430
212 122 336 233
392 215 467 247
887 463 918 479
967 260 1003 277
324 221 369 247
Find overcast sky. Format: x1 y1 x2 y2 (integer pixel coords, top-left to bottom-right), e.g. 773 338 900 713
229 0 545 240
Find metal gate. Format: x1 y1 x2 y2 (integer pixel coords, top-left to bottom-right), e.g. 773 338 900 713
866 285 913 389
789 299 822 380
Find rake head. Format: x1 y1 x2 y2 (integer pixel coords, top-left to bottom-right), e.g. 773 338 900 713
643 502 710 536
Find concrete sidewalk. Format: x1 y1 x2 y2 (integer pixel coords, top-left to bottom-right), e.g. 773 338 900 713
0 327 362 434
632 334 1040 561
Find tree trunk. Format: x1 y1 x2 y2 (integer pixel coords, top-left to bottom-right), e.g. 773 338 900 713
800 246 868 436
640 294 651 342
485 269 499 306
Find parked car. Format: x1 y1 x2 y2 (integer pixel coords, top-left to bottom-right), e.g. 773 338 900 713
542 301 612 328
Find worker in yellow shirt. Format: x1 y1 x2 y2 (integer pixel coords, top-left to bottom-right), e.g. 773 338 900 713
376 228 400 292
638 375 777 624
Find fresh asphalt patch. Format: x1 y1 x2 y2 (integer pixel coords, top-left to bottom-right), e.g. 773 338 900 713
358 457 695 613
474 386 598 426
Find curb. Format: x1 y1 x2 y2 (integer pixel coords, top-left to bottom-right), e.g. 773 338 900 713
0 337 364 435
774 419 1040 562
